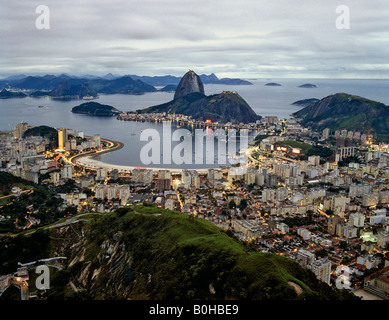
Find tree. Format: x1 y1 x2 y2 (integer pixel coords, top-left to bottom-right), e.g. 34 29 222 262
238 199 248 211
339 240 348 250
62 205 78 216
229 200 236 209
326 209 334 216
315 249 328 258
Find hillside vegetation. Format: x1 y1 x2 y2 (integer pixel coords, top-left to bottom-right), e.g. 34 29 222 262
53 204 357 300
71 102 121 116
292 93 389 142
142 91 260 124
275 140 333 160
23 125 58 143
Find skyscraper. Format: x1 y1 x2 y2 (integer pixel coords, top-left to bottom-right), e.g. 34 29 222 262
157 170 171 191
327 215 343 235
58 127 68 150
94 134 101 148
62 164 73 180
14 122 28 139
311 259 332 285
349 212 365 227
296 249 316 268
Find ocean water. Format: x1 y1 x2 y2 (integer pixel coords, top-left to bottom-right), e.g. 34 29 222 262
1 78 388 169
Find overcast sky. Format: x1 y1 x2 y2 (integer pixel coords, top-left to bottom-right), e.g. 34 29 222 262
0 0 388 79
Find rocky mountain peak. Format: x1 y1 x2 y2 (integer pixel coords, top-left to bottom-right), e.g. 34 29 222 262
174 70 205 100
49 80 71 97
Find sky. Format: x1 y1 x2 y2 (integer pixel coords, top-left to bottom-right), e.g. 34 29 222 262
0 0 388 79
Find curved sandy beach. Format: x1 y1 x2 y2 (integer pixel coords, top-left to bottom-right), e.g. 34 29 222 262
75 155 209 174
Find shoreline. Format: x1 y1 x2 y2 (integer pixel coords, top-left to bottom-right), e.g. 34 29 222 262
75 155 211 174
71 137 213 174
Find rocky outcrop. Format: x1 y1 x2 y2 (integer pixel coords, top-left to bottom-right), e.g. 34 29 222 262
46 206 358 300
59 225 135 299
174 70 205 100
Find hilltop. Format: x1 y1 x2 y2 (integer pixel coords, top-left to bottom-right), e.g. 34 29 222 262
174 70 205 99
8 203 357 300
292 93 389 141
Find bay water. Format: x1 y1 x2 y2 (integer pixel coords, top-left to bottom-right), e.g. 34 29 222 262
1 78 388 169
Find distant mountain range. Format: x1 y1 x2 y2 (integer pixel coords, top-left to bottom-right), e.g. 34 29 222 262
0 75 156 98
292 93 389 142
0 72 252 100
0 88 27 99
128 72 253 86
30 81 100 99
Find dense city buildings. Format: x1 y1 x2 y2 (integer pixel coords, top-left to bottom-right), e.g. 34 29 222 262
1 118 389 300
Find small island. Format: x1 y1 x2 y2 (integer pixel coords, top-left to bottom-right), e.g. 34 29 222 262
265 82 281 86
298 83 317 88
71 102 121 117
291 98 320 107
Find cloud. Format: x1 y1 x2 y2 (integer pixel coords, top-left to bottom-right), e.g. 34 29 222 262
0 0 388 78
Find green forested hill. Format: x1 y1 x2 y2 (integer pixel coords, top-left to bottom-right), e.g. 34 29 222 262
49 204 357 300
292 93 389 142
141 91 260 124
71 102 121 116
23 125 57 142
